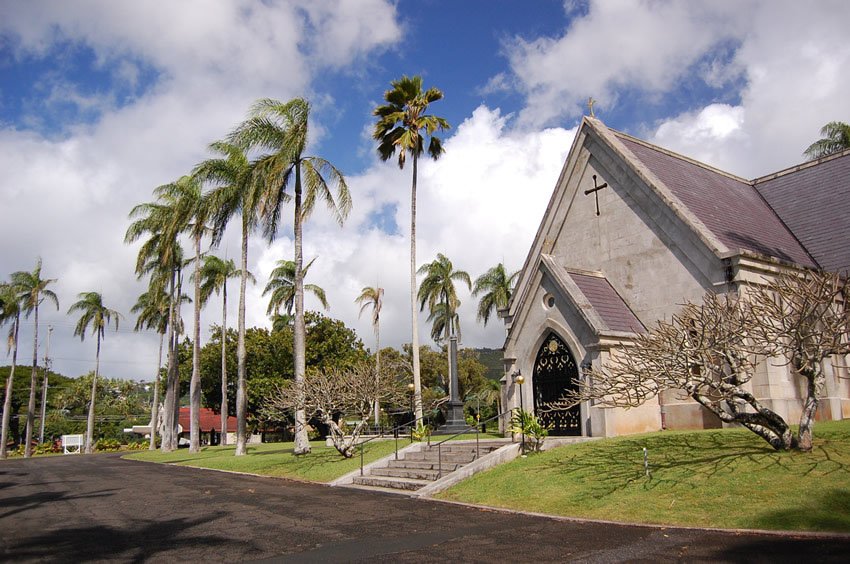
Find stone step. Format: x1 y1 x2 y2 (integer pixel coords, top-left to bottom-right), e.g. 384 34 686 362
401 451 477 464
386 459 461 472
370 466 443 481
350 475 431 491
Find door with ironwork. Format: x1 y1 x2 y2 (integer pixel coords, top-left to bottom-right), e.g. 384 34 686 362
532 332 581 436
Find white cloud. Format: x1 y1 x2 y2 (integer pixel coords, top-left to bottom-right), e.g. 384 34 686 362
503 0 748 128
0 0 402 380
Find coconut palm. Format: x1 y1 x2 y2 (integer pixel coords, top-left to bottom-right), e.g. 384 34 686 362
68 292 121 454
11 259 59 457
804 121 850 160
373 75 449 424
131 285 169 450
263 258 328 317
472 263 519 327
194 140 260 456
228 97 351 455
355 286 384 427
198 255 253 445
0 284 22 459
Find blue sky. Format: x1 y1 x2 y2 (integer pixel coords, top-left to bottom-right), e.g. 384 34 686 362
1 0 849 380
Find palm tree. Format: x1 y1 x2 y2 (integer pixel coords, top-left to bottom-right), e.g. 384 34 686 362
263 258 328 317
418 254 471 343
11 259 59 457
198 255 253 445
0 284 22 459
131 285 169 450
194 140 259 456
68 292 121 454
153 175 211 453
373 75 449 424
804 121 850 160
472 263 519 326
126 195 187 452
229 97 351 455
418 254 470 398
355 286 384 427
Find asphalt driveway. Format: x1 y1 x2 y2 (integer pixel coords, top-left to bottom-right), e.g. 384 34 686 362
0 453 847 562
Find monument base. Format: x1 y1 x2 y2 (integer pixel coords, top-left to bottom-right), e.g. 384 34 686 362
433 400 470 435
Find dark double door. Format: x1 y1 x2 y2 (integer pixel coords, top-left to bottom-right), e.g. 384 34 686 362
532 332 581 436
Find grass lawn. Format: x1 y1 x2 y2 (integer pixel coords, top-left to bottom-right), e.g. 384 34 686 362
122 431 505 482
437 419 850 533
123 439 403 483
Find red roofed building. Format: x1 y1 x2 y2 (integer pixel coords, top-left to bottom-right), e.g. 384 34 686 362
178 407 238 445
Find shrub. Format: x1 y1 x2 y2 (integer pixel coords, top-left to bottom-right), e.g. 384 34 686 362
510 409 549 453
95 438 122 452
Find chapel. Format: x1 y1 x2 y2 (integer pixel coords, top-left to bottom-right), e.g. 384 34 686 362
501 116 850 437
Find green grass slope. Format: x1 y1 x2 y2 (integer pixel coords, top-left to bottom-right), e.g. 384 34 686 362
437 420 850 532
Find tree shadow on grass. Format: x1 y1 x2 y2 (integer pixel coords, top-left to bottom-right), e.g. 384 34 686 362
536 430 848 501
751 488 850 532
6 514 254 563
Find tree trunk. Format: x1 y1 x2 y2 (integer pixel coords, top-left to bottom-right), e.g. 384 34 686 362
797 368 820 452
293 164 311 455
220 283 228 446
24 303 39 457
189 234 202 453
84 333 101 454
0 316 20 459
235 222 248 456
373 326 381 428
161 271 177 452
171 268 184 450
410 152 423 424
149 332 163 450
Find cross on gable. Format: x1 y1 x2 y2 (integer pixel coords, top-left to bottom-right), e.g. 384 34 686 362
584 174 608 216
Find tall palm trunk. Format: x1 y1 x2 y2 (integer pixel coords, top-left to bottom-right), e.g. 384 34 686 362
293 164 310 455
24 303 39 457
235 220 249 456
84 332 101 454
0 315 20 459
189 234 202 453
170 268 183 450
161 271 177 452
410 152 423 423
149 332 163 450
220 283 228 446
373 327 381 428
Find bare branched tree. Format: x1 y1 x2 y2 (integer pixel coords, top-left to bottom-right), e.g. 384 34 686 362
263 360 409 457
551 270 850 452
746 270 850 451
550 293 794 450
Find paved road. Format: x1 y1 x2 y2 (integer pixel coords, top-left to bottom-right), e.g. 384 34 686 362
1 453 848 562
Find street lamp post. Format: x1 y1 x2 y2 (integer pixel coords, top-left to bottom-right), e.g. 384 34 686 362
514 373 525 455
407 382 415 425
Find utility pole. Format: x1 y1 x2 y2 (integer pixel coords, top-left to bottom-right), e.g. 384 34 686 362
38 325 53 444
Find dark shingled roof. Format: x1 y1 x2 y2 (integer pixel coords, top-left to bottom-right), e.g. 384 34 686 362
569 271 645 333
755 152 850 273
617 135 817 268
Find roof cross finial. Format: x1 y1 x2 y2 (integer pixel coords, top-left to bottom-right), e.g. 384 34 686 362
587 97 596 118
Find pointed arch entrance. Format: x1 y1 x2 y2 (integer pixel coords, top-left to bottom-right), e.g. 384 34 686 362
532 332 581 436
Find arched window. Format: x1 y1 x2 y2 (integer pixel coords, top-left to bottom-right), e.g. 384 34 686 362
532 332 581 436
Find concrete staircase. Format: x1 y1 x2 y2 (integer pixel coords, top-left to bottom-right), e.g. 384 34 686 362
349 440 509 493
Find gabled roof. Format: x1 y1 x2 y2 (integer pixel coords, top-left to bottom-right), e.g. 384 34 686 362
540 255 644 337
754 150 850 273
616 134 817 268
569 270 645 334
